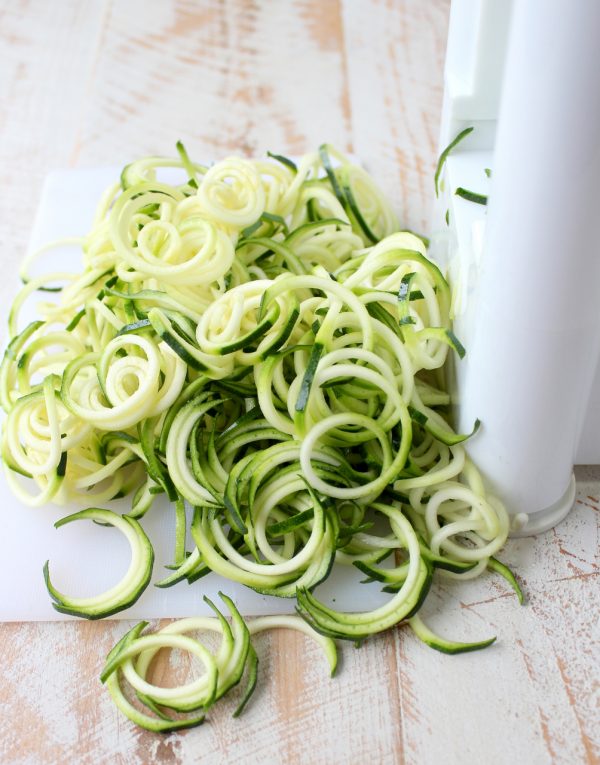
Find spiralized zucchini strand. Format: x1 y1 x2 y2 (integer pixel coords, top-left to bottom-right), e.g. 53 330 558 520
1 145 510 643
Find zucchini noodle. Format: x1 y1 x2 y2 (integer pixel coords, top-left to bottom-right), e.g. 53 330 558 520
101 595 336 731
1 144 513 644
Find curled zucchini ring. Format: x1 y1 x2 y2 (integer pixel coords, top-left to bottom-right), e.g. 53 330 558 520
101 594 337 731
44 508 154 619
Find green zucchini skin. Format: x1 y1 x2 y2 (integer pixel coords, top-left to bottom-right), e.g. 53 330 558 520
43 508 154 620
408 614 496 655
434 126 474 196
455 187 488 206
488 557 525 604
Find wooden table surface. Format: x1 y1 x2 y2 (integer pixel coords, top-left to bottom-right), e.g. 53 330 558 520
1 2 598 763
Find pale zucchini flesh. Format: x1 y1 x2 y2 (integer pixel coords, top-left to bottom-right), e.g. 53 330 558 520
0 142 518 731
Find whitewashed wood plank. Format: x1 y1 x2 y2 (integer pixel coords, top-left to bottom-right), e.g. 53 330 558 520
143 629 405 765
0 619 404 765
73 0 353 167
341 0 450 233
389 476 600 765
0 0 108 272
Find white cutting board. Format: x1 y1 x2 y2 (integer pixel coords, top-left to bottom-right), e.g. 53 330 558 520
0 166 389 621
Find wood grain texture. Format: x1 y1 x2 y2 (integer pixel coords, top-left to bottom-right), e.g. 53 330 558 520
0 1 599 764
342 0 450 234
0 0 108 317
73 0 353 165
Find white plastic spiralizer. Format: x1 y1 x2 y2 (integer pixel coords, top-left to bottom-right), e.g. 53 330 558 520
436 0 600 535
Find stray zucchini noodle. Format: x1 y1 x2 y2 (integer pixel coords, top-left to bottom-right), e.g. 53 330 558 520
101 594 336 731
1 142 522 719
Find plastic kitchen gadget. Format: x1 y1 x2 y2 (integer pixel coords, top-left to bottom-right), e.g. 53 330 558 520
437 0 600 535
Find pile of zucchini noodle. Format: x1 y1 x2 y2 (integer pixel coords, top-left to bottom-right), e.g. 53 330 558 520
100 593 337 732
1 142 521 725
